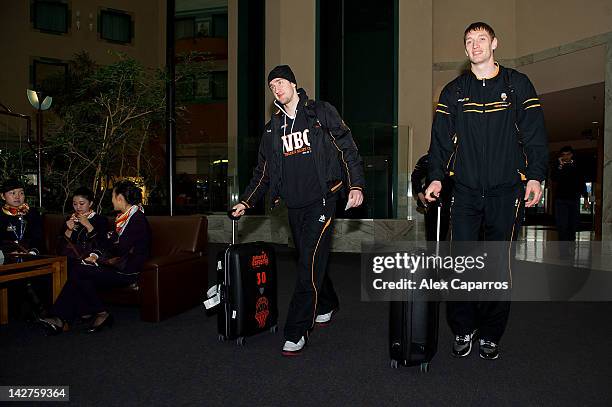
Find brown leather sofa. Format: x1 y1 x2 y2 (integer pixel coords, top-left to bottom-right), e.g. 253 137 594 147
42 214 208 322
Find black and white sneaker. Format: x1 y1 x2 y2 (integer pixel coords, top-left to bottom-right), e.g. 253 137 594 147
282 336 307 356
479 339 500 360
315 308 338 326
452 331 476 358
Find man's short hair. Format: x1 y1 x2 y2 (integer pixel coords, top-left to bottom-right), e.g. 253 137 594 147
560 145 574 154
464 22 496 43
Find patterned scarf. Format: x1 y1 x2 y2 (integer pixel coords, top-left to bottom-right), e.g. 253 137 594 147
2 203 30 216
114 204 144 235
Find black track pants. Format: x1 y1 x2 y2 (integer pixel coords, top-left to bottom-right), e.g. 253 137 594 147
447 184 524 342
284 199 339 342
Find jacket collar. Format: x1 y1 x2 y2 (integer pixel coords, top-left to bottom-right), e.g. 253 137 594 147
273 88 310 116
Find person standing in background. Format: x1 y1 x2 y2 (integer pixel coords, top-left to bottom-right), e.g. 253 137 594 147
551 145 589 245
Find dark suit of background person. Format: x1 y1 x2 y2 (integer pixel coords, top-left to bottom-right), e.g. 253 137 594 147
40 181 151 334
550 146 588 244
411 154 451 241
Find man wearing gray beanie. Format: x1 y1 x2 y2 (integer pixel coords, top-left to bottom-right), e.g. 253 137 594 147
232 64 365 355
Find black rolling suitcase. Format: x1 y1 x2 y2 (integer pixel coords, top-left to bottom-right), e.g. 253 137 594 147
204 211 278 345
389 204 441 372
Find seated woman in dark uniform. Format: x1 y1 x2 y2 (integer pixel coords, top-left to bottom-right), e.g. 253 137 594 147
39 181 151 334
0 178 46 319
56 187 109 263
0 178 42 255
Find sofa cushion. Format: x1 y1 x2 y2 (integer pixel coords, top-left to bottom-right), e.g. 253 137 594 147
42 213 66 254
147 216 207 256
143 253 203 270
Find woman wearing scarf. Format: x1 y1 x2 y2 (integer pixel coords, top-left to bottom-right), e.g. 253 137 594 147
0 178 42 255
39 180 151 334
56 186 109 263
0 178 46 320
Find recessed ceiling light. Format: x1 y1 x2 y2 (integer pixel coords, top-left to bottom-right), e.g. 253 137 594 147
592 121 599 124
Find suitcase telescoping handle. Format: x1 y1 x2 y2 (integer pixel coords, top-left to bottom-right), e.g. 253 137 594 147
426 191 443 243
436 202 442 243
227 209 242 245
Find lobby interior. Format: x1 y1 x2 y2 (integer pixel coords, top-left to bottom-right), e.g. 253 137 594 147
0 1 611 405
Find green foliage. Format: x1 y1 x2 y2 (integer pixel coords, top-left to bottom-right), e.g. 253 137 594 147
37 51 160 212
39 51 210 214
0 145 35 183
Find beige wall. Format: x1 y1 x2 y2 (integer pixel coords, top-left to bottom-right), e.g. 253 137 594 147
432 69 460 110
265 0 316 117
399 0 434 165
516 0 612 56
433 0 612 62
519 45 606 95
0 0 165 114
433 0 517 63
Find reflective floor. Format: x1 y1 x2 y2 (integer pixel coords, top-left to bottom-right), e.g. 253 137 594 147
515 226 610 271
517 225 594 242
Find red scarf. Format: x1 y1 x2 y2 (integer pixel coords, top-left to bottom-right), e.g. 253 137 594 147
2 203 30 216
114 204 144 235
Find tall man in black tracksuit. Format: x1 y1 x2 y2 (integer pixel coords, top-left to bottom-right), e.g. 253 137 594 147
425 22 548 360
231 65 365 356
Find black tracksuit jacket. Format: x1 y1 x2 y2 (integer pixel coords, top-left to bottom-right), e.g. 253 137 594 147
428 65 548 195
239 89 365 209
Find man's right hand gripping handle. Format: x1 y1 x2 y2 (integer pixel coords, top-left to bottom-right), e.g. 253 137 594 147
424 180 442 202
230 203 246 219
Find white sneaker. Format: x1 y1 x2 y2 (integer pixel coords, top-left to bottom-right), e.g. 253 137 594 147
282 336 306 355
315 308 337 324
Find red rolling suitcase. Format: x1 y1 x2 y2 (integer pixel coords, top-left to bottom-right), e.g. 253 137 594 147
204 211 278 345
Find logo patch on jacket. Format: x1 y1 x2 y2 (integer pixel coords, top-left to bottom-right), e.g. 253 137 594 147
282 129 311 156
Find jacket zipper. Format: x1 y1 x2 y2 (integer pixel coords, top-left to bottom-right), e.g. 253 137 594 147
481 79 486 197
446 135 459 175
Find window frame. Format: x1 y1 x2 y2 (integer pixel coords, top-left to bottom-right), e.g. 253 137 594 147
31 0 70 34
32 59 69 93
99 9 133 45
175 17 196 40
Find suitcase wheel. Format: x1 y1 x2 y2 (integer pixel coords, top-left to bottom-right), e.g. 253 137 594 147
269 325 278 334
217 334 226 342
236 337 245 346
390 359 399 369
420 362 430 373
